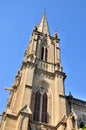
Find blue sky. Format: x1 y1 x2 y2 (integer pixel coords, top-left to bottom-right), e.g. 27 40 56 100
0 0 86 114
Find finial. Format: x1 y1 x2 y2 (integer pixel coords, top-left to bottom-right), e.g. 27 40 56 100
54 31 58 39
44 8 46 16
34 24 38 31
69 92 72 96
69 92 73 100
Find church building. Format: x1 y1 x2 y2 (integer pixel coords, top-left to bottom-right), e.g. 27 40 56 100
0 13 86 130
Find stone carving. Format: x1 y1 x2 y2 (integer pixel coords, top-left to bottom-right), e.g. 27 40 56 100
13 70 22 88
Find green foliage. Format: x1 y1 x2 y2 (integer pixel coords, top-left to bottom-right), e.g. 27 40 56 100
82 124 86 130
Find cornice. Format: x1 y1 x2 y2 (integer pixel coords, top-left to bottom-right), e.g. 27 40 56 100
66 95 86 108
55 70 67 80
22 61 36 68
36 58 55 65
34 68 55 79
27 61 36 68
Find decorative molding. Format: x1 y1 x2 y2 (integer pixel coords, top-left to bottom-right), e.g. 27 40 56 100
34 69 55 79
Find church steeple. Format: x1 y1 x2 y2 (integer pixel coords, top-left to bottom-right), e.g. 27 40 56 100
0 13 67 130
38 12 50 35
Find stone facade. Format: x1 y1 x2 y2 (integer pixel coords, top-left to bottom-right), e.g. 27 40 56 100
66 94 86 129
0 13 86 130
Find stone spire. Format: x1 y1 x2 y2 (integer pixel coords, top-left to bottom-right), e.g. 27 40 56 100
38 12 50 35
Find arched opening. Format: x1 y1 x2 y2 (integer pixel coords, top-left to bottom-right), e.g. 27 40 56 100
41 47 44 60
33 91 41 121
41 47 48 61
33 89 47 123
80 122 84 128
45 48 48 61
41 92 47 123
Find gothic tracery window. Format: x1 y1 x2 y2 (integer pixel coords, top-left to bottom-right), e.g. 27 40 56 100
33 87 47 123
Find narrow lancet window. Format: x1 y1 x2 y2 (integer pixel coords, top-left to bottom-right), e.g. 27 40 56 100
45 48 47 61
41 47 44 60
33 91 41 121
41 47 48 61
41 92 47 123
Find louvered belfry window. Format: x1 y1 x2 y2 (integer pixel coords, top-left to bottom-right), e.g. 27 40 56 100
41 47 48 62
41 47 44 60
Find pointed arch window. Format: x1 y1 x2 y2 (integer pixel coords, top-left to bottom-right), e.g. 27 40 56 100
33 90 47 123
33 91 41 121
41 93 47 123
41 47 48 61
41 47 44 60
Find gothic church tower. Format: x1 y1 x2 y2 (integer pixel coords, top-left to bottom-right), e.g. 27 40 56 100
0 13 68 130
